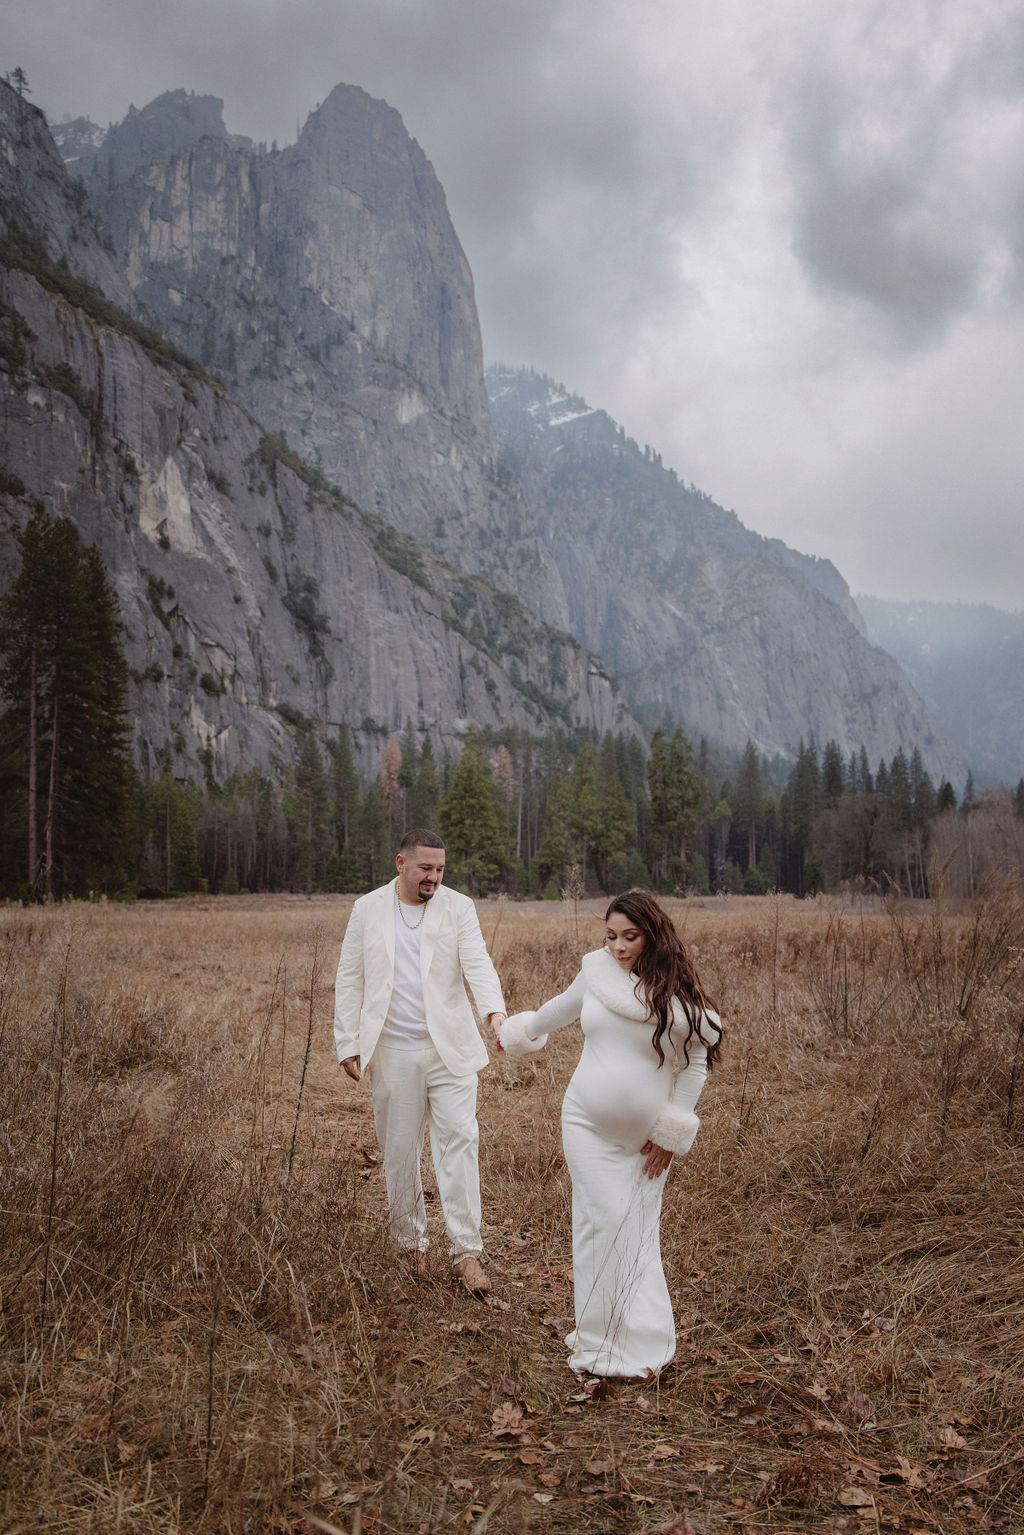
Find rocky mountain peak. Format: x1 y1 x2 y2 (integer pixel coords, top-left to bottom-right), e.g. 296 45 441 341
90 90 230 179
0 77 635 783
72 83 501 572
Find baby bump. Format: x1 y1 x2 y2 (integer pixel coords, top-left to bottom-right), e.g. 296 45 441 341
564 1059 667 1150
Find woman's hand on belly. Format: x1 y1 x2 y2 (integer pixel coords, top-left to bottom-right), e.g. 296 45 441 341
640 1140 673 1179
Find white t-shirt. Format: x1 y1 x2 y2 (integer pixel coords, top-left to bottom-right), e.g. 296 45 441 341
380 895 432 1049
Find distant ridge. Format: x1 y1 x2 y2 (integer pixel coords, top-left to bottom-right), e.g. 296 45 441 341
858 597 1024 786
486 366 960 778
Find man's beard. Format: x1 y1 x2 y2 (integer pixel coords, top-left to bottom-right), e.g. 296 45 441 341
419 883 437 900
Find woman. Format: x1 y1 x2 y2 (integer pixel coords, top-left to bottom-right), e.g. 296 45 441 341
501 890 722 1378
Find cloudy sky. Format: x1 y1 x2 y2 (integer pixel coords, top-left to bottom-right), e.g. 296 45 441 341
7 0 1024 610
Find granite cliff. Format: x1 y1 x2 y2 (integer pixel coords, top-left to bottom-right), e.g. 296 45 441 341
0 82 634 782
64 87 566 618
487 369 957 776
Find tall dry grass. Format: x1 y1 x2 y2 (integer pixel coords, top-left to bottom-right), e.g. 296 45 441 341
1 887 1022 1533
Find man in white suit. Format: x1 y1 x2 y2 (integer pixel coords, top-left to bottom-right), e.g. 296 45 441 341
334 827 506 1295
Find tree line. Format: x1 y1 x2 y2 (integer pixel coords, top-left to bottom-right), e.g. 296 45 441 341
2 513 1022 903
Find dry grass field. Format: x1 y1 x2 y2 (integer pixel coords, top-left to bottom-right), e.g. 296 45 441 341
1 885 1023 1534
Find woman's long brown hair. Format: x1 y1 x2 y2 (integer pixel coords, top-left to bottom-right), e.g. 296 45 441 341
605 889 722 1068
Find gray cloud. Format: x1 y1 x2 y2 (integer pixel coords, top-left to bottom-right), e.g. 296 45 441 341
779 5 1024 346
6 0 1024 610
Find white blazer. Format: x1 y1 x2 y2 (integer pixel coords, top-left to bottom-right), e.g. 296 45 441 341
333 879 506 1076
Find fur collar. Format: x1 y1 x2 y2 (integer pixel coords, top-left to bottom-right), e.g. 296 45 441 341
581 946 704 1035
581 946 656 1021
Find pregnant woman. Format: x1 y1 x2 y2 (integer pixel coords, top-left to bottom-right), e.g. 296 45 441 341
501 889 722 1378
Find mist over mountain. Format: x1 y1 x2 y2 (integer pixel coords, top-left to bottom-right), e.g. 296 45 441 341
858 597 1024 787
0 77 980 786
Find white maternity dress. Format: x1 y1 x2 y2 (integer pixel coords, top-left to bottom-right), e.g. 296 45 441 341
501 947 720 1378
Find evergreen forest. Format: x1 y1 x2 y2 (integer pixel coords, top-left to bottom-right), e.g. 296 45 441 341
2 515 1023 904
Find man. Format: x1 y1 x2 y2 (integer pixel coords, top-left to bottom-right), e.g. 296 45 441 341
334 828 506 1295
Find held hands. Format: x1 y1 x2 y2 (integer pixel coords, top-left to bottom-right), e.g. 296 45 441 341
640 1139 673 1179
489 1012 507 1051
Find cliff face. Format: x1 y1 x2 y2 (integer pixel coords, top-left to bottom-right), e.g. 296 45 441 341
0 95 135 312
487 370 960 778
0 84 634 781
68 87 568 614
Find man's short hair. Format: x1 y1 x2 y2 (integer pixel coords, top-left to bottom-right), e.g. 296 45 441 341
399 827 445 853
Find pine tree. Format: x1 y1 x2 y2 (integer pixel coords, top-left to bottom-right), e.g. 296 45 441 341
937 780 957 814
906 747 937 898
284 732 330 890
533 776 574 891
439 728 507 892
733 739 763 869
328 725 360 849
647 727 703 888
784 740 820 896
888 748 912 832
356 782 390 890
0 512 132 897
821 741 845 807
413 735 440 826
592 734 633 891
0 511 72 893
140 769 200 893
909 749 937 828
568 740 602 886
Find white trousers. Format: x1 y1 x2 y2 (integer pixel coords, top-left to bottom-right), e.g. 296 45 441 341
370 1043 482 1261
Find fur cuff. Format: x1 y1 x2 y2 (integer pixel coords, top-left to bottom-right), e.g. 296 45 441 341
648 1103 700 1155
500 1011 548 1056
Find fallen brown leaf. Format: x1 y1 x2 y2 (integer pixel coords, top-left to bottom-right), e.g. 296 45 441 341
491 1401 525 1437
892 1457 926 1489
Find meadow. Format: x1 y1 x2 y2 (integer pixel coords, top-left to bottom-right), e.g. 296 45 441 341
1 885 1022 1534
